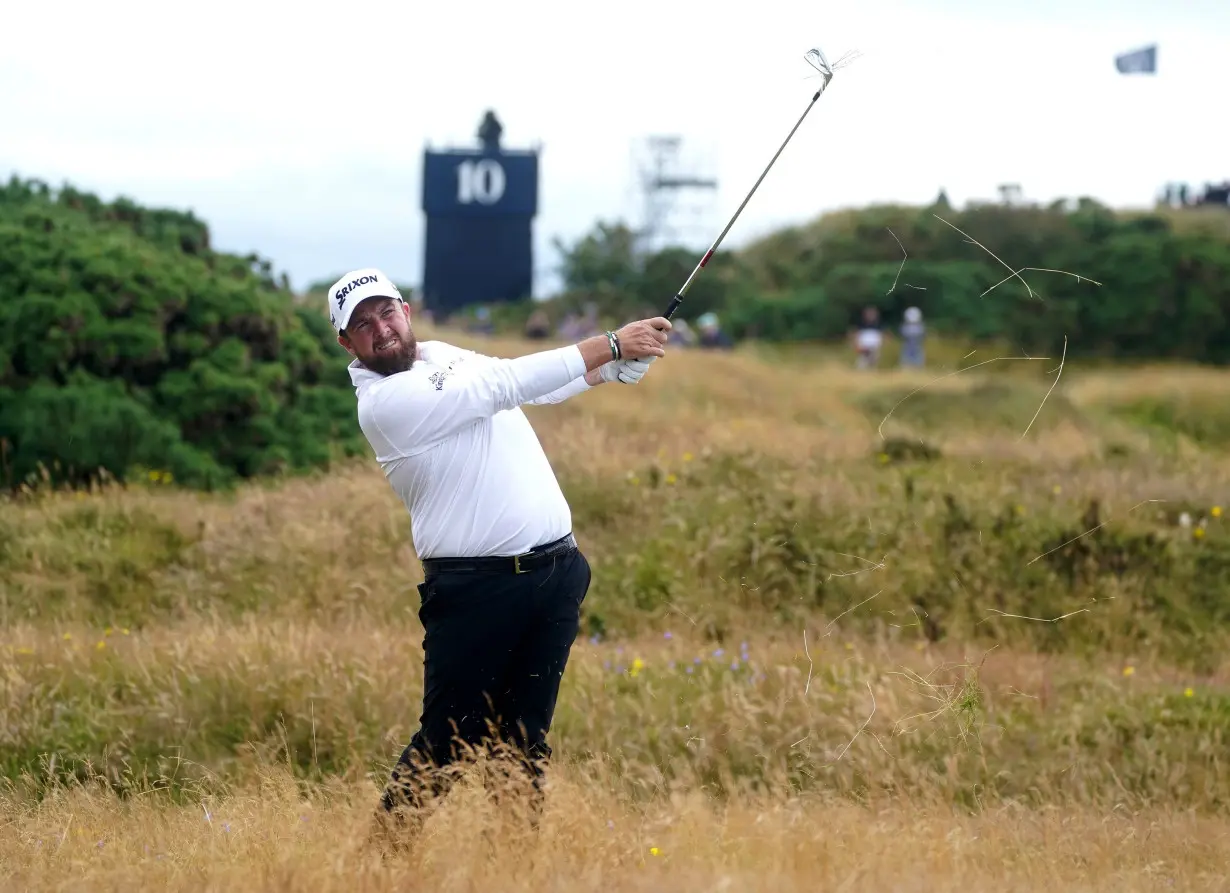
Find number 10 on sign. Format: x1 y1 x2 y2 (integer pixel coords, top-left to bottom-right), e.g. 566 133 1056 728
456 159 506 205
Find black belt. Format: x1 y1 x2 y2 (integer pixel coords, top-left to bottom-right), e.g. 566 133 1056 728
421 534 577 577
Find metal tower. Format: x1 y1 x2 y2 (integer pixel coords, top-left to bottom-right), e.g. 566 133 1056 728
632 135 718 257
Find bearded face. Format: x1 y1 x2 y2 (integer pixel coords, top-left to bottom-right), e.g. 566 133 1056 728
339 297 418 375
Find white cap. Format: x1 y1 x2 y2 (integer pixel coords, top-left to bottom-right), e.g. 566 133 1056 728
327 268 404 332
904 306 922 322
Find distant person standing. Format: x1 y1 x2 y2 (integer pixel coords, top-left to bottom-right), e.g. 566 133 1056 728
852 306 882 370
667 317 696 348
696 312 734 350
467 306 494 336
899 306 926 368
524 308 551 340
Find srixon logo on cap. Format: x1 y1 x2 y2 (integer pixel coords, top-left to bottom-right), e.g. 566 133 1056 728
335 274 380 309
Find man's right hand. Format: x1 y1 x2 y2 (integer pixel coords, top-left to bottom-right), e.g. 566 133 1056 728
577 317 672 374
614 317 672 360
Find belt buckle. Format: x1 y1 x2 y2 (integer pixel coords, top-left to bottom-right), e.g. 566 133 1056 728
514 553 525 574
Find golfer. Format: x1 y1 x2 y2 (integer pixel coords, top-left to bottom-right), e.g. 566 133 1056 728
326 268 670 841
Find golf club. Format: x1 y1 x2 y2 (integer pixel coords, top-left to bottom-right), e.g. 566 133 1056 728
663 47 836 322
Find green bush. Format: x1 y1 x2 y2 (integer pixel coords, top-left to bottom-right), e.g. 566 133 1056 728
0 176 367 490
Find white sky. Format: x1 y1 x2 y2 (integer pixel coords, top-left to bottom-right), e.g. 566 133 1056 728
2 0 1225 295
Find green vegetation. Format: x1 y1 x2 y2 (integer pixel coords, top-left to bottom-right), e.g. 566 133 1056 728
0 177 367 492
6 175 1230 495
3 343 1229 808
537 198 1230 362
3 176 1230 832
2 441 1226 668
4 619 1229 812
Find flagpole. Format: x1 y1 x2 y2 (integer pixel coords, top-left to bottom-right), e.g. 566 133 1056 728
1113 43 1162 208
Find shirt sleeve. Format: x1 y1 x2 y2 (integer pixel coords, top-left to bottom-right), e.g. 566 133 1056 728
360 344 588 457
525 376 593 406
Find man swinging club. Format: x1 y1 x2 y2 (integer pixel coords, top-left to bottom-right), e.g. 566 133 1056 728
327 268 670 842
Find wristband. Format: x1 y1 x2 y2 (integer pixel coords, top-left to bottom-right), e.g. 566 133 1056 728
606 331 621 361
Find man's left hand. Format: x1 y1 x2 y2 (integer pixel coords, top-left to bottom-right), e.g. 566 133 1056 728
616 356 654 384
597 356 654 385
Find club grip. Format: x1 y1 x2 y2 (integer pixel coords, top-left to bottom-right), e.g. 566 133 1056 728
663 293 683 321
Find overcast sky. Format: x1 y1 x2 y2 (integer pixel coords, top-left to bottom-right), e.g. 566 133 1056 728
3 0 1225 296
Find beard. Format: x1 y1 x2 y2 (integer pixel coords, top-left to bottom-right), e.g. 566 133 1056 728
360 331 417 376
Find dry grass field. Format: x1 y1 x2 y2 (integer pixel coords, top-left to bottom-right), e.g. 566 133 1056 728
3 323 1230 891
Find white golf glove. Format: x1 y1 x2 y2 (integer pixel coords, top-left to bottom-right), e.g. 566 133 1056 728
598 356 655 385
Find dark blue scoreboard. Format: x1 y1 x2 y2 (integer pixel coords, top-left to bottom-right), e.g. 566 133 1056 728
420 113 539 319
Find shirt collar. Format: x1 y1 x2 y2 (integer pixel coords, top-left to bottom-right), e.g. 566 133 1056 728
347 342 446 395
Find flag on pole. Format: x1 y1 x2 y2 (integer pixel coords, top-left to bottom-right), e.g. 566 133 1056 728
1115 44 1157 74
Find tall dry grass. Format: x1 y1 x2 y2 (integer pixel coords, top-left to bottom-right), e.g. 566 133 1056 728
5 618 1226 803
4 327 1230 889
5 766 1230 892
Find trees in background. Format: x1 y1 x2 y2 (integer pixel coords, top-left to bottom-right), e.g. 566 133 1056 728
550 197 1230 362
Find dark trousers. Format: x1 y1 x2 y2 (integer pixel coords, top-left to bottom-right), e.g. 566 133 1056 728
379 544 591 823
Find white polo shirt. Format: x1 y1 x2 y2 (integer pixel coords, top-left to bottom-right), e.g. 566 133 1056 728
349 339 593 560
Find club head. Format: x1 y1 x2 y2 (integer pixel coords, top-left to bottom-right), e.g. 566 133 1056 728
804 48 834 89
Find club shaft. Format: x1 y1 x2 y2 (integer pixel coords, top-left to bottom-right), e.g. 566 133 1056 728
664 87 826 320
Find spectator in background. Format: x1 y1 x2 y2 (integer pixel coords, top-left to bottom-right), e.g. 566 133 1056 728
558 303 601 341
579 303 601 337
667 317 696 348
524 309 551 340
696 312 734 350
466 306 494 336
556 312 579 340
899 306 925 368
852 305 882 370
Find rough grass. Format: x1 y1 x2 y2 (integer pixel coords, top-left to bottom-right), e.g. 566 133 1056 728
3 624 1227 810
5 767 1230 892
3 325 1230 889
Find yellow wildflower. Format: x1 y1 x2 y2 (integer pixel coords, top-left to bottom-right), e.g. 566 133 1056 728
1122 666 1135 677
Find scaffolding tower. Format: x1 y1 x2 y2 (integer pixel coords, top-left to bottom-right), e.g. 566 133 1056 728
632 135 719 257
